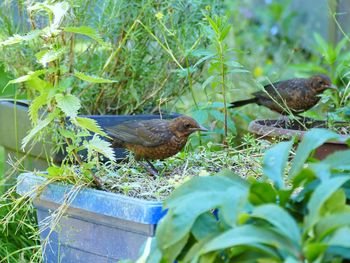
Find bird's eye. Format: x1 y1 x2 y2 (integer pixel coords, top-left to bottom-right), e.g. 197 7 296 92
184 123 191 129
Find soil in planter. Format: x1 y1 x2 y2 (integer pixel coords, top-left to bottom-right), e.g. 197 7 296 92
257 118 350 135
96 138 272 201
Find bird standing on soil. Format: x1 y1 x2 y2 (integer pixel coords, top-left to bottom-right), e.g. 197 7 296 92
229 74 336 115
106 116 207 176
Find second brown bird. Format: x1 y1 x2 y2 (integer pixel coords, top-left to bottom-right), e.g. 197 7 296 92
106 115 207 175
229 74 336 115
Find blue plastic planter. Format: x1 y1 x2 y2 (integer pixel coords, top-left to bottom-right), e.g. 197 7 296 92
16 173 165 262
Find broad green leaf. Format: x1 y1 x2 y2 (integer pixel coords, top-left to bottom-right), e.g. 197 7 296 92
63 26 108 46
327 227 350 248
74 117 107 137
252 204 301 247
249 182 276 205
3 70 46 91
157 175 248 251
157 186 244 251
320 150 350 170
315 212 350 240
305 176 350 230
263 140 293 189
29 93 49 123
22 114 55 149
200 225 295 258
36 48 66 67
0 30 42 46
192 213 222 241
74 71 117 83
289 129 341 179
303 243 328 262
55 94 81 117
161 233 189 263
85 135 115 162
184 235 216 263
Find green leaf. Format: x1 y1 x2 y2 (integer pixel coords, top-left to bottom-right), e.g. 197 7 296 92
0 30 42 46
85 135 115 162
315 212 350 240
36 48 66 66
263 140 293 189
3 70 46 91
74 71 117 83
63 26 108 46
74 117 107 137
305 176 350 230
249 182 276 205
200 225 293 258
29 93 49 123
55 94 81 117
252 204 301 247
157 174 248 251
191 213 222 241
327 227 350 248
289 129 341 179
320 150 350 170
22 114 55 149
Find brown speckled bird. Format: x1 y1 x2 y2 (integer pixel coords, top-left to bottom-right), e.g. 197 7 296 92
229 74 336 115
106 116 207 176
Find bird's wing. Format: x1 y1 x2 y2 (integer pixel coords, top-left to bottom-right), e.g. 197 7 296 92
106 119 173 147
253 79 304 100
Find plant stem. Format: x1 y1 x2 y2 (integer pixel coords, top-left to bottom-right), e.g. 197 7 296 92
218 41 228 144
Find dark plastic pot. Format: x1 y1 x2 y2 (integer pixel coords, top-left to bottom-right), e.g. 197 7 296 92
17 172 164 262
248 119 349 160
0 100 179 174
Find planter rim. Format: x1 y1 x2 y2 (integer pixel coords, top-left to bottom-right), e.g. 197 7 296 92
16 173 165 225
248 118 349 144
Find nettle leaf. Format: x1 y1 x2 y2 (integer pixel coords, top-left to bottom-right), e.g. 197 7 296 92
29 93 49 123
63 26 108 46
55 94 81 118
3 70 46 91
251 204 301 247
75 117 107 137
85 135 115 162
22 113 56 149
36 48 66 67
74 71 117 83
305 176 350 230
0 30 42 46
289 129 341 179
30 1 69 29
263 140 293 189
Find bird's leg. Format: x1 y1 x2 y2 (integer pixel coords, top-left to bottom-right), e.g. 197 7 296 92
138 160 159 177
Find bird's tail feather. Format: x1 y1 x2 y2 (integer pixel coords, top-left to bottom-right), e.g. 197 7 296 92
229 98 258 108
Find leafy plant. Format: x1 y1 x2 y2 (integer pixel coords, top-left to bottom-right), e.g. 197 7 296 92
145 129 350 262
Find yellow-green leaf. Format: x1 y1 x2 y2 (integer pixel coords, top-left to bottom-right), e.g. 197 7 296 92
75 117 107 137
74 71 117 83
55 94 81 117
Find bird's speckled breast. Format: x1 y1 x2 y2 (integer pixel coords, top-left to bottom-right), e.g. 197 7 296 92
125 136 188 160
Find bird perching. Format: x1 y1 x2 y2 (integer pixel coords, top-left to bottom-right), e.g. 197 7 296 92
106 116 207 176
229 74 337 116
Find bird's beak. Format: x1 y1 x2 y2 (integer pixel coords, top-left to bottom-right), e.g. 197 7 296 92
190 126 208 132
327 84 337 90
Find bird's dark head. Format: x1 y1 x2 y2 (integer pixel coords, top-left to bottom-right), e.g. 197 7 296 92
309 74 336 93
169 116 208 138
